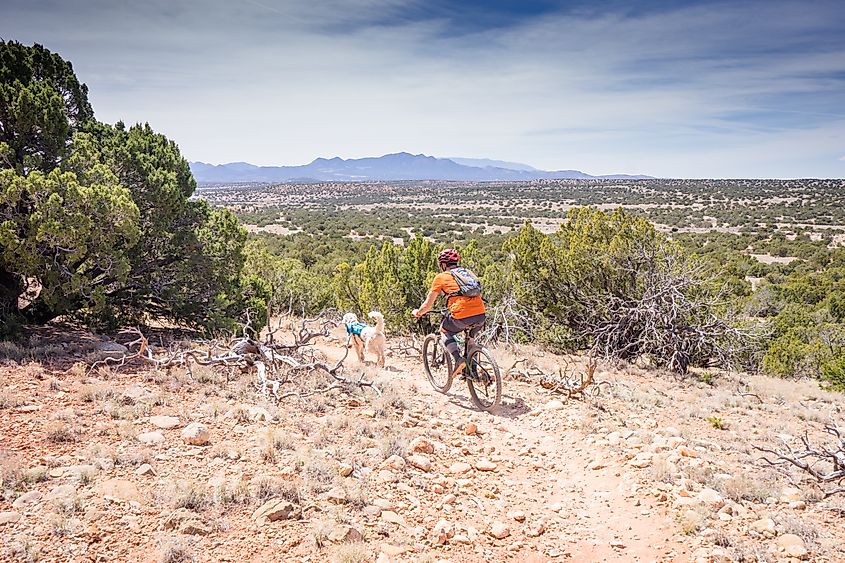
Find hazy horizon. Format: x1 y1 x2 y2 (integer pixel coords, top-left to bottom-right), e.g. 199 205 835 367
3 0 845 179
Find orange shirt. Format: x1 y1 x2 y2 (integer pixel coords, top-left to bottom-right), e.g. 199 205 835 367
431 271 486 319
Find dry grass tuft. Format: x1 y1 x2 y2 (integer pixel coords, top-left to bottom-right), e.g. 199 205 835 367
159 538 195 563
715 474 774 503
171 482 212 511
330 543 370 563
45 421 80 443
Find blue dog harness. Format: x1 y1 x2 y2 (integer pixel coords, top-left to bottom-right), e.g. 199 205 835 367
346 321 368 337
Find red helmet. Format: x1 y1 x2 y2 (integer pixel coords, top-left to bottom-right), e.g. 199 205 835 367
438 248 460 266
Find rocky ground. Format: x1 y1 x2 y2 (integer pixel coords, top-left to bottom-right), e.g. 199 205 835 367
1 326 845 563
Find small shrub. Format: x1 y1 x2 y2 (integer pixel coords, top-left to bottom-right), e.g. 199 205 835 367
706 416 727 430
716 474 772 503
159 539 195 563
172 482 211 511
45 422 79 443
330 543 370 563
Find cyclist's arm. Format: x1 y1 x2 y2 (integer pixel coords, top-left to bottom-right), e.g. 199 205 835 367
412 289 440 318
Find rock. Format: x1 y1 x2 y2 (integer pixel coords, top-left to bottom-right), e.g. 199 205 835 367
545 400 565 411
362 505 382 518
325 487 347 504
99 479 141 503
121 384 151 404
327 525 363 543
782 545 809 559
474 459 497 471
149 415 181 429
465 423 478 436
448 462 472 475
628 453 653 469
161 508 209 535
432 519 455 545
135 464 156 476
678 446 699 458
381 510 407 527
789 500 807 510
407 454 432 472
94 341 129 359
377 469 399 483
372 498 394 510
380 455 406 471
588 460 608 470
252 499 301 525
181 423 210 446
408 437 435 455
12 491 42 508
776 533 805 548
248 406 274 422
749 517 777 538
780 487 802 503
488 521 511 539
180 520 211 536
43 484 77 503
0 511 22 525
697 488 725 509
776 533 808 558
526 522 546 537
507 510 526 522
137 431 165 445
380 544 407 557
338 463 354 477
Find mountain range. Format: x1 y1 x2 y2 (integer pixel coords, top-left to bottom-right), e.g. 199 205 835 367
189 153 652 183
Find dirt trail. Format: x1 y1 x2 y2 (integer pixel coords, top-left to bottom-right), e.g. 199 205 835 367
329 342 692 562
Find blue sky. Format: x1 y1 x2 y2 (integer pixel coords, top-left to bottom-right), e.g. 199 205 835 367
3 0 844 177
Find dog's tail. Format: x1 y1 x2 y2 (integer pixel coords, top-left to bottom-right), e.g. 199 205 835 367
368 311 385 334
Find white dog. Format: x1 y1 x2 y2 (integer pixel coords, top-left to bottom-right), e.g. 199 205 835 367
342 311 386 367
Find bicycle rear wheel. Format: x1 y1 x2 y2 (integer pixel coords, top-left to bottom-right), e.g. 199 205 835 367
466 347 501 412
423 333 453 393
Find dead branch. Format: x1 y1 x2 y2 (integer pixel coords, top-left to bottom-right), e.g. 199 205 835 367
84 312 378 401
506 354 602 399
389 335 422 358
754 422 845 497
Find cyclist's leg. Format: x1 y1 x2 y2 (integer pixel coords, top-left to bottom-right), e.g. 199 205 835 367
466 314 486 345
439 316 464 367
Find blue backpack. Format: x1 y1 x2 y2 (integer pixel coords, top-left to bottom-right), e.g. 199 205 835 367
346 321 368 337
448 267 482 297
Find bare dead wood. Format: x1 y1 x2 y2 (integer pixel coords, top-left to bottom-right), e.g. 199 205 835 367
84 312 379 401
754 422 845 497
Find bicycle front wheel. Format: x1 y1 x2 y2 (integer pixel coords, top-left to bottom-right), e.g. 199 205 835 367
423 333 453 394
466 347 502 412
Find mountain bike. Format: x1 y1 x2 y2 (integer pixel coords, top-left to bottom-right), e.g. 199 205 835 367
420 311 502 412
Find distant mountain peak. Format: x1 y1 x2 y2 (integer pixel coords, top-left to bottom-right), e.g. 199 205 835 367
189 153 652 183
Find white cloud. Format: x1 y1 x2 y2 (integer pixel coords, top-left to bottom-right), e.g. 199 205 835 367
3 0 844 177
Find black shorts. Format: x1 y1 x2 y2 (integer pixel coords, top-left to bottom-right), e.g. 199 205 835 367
440 313 486 337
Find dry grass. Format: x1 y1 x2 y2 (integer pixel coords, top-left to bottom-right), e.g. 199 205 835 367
0 390 25 410
45 421 80 443
159 538 195 563
330 543 370 563
77 383 118 403
777 514 821 551
302 457 337 495
253 476 301 504
171 482 212 511
715 474 775 503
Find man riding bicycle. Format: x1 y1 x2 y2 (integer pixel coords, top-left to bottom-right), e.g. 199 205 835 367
412 248 486 379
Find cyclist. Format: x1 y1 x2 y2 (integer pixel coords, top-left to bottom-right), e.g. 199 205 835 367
412 248 486 378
